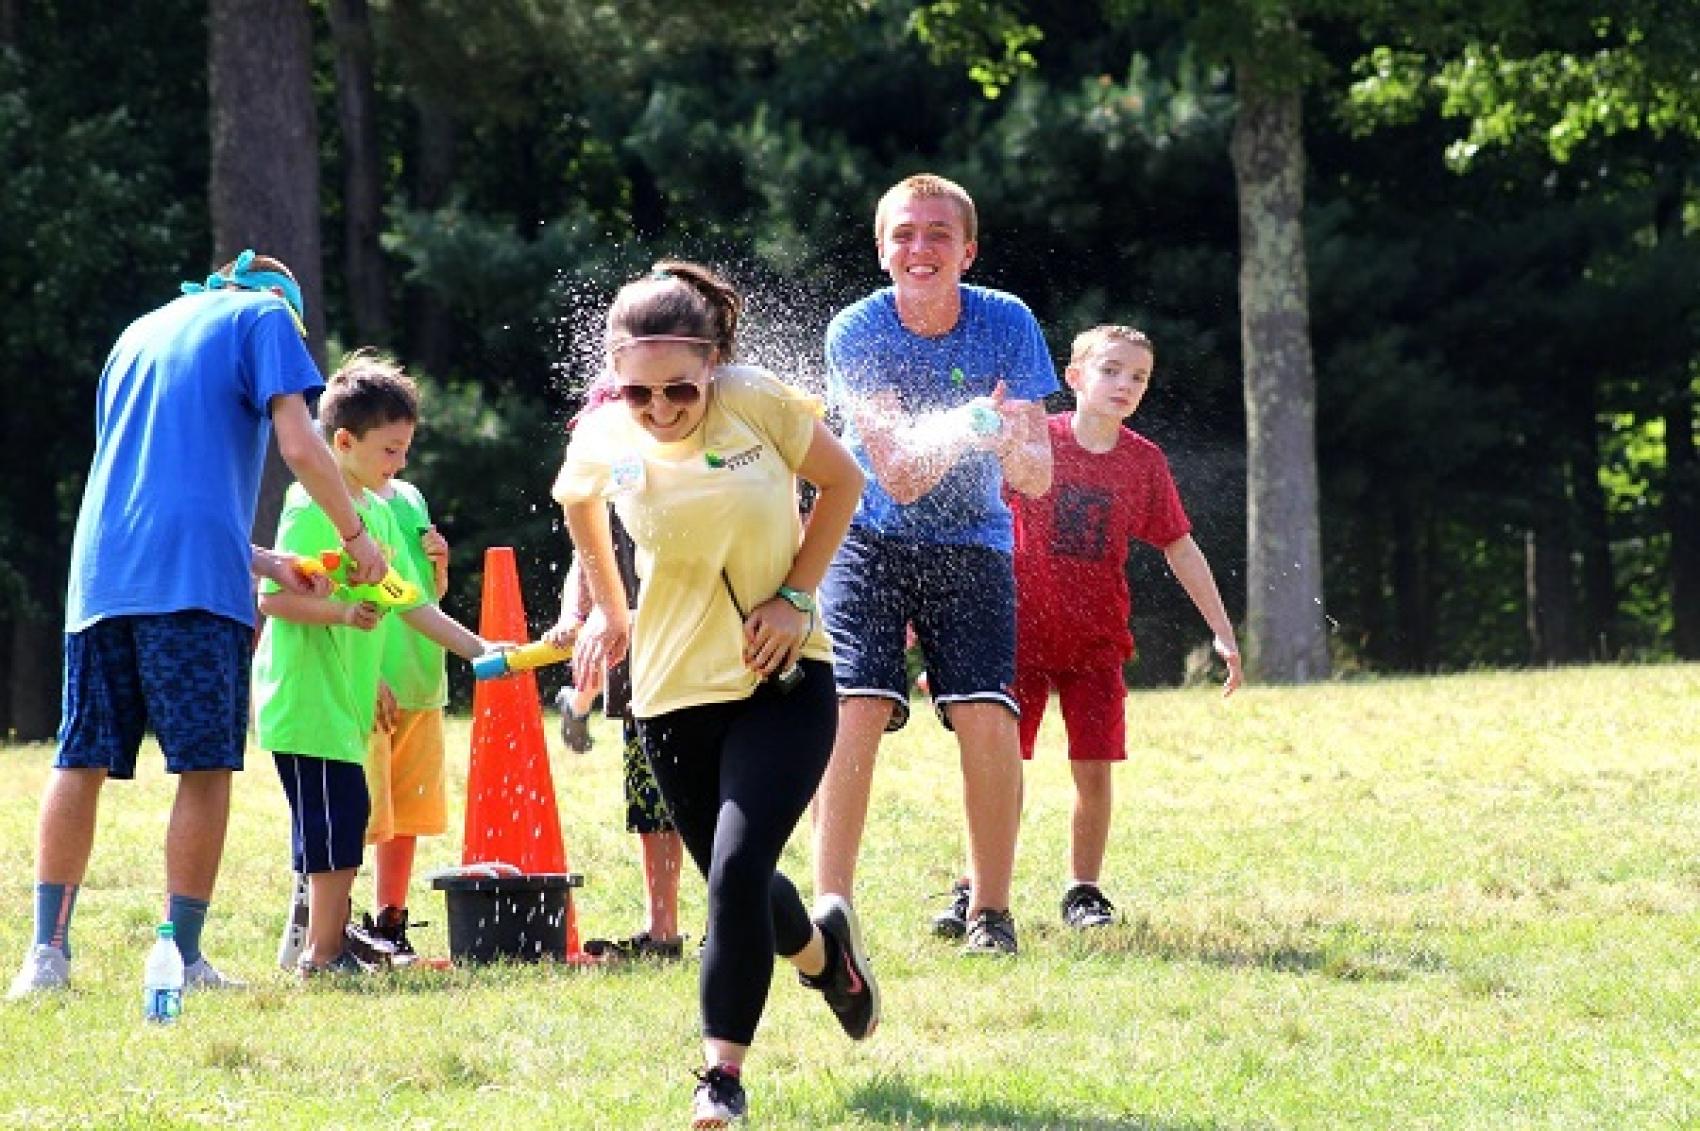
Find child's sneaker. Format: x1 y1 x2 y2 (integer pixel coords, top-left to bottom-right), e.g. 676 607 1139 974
297 949 373 979
555 688 593 753
801 895 880 1041
343 916 398 969
690 1064 747 1128
7 944 69 1000
930 878 970 940
367 906 423 966
962 908 1019 956
1060 883 1117 929
183 955 247 991
276 872 308 971
583 931 685 962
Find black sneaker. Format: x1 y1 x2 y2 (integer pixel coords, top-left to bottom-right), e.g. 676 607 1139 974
931 878 970 940
800 895 880 1040
1060 883 1117 929
344 915 398 968
962 908 1019 956
368 906 425 964
583 931 685 962
691 1065 747 1128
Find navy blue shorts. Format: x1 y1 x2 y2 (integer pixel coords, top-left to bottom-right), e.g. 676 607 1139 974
56 611 252 778
821 527 1017 731
274 754 371 874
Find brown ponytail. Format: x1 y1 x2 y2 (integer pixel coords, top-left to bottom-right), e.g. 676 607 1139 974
605 259 742 364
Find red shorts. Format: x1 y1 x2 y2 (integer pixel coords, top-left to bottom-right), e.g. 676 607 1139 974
1012 665 1126 762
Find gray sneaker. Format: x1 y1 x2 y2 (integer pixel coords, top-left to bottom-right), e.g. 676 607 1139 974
555 688 594 753
7 945 69 1000
297 948 374 978
183 955 247 992
962 909 1019 956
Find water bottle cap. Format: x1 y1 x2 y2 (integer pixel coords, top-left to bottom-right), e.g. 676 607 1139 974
156 923 175 938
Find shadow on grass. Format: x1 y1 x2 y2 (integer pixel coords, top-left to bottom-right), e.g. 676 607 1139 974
1051 917 1446 983
845 1076 1238 1129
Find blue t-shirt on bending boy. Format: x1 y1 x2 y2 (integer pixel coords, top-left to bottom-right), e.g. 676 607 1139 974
65 291 322 632
825 284 1057 551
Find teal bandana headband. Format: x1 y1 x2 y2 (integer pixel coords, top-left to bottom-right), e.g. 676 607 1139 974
181 249 307 336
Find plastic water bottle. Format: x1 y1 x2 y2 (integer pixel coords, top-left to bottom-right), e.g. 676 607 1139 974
143 922 184 1024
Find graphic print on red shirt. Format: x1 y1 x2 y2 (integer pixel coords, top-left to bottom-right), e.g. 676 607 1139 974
1009 413 1192 671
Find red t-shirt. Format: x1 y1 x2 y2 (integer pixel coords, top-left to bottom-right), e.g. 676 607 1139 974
1008 414 1192 670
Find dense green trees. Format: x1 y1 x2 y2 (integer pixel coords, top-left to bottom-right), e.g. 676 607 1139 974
0 1 1693 736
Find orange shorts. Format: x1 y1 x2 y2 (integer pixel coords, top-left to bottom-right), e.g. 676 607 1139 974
365 707 448 843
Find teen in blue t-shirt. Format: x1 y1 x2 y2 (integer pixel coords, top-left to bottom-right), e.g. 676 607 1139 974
814 174 1057 958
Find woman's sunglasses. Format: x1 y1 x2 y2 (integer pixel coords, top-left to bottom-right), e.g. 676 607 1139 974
619 381 703 409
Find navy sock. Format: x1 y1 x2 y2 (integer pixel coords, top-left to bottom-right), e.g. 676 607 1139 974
33 883 78 957
167 893 210 966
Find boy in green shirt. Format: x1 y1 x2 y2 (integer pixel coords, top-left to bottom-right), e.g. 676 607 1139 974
254 358 490 975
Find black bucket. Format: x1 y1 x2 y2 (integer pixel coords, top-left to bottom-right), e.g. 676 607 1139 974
431 872 584 964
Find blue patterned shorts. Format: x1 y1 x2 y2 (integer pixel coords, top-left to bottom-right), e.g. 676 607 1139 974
57 611 252 777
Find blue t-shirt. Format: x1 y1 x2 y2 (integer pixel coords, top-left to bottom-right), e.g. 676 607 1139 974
65 290 323 631
825 285 1058 549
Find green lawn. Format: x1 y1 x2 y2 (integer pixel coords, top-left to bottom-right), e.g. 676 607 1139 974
2 664 1697 1128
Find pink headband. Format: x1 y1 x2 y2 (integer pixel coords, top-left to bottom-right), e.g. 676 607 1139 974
608 334 714 354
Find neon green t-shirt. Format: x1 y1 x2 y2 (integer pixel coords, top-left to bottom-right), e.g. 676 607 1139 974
378 479 448 710
252 484 421 763
553 365 830 718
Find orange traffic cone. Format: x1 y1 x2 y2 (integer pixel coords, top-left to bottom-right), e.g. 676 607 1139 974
464 546 582 957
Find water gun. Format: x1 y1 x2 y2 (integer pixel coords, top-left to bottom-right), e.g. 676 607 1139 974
294 550 421 608
471 639 574 681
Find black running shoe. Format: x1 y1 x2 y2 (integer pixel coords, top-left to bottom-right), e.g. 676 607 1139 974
931 878 971 940
691 1065 747 1128
962 908 1019 956
800 894 880 1040
1060 883 1117 929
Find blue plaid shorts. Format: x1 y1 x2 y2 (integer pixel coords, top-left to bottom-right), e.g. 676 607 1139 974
56 611 251 777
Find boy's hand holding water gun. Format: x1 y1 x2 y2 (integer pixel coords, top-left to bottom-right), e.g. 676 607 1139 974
294 550 422 608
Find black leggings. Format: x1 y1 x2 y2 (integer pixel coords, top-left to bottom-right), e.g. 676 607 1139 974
637 660 836 1046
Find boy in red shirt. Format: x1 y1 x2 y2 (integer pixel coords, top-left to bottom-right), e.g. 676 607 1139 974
1009 324 1242 929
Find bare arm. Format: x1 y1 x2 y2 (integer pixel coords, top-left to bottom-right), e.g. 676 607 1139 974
853 389 982 506
560 499 630 676
1163 534 1244 697
258 591 381 631
270 392 385 584
250 546 332 597
398 603 488 661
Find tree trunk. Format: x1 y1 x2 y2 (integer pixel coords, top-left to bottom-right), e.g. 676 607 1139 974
8 618 59 741
209 0 323 551
1667 393 1700 658
1228 70 1329 683
328 0 391 347
408 86 458 378
0 0 19 47
1524 498 1580 665
1569 386 1615 659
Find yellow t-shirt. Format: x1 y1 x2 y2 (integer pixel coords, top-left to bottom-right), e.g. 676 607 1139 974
553 365 831 718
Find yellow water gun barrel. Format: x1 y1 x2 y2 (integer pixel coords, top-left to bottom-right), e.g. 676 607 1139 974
471 639 574 681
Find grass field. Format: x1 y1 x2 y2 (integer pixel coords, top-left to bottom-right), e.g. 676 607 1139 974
2 664 1698 1129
